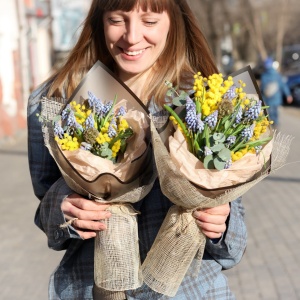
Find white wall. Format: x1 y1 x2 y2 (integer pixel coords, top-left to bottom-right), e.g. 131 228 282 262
0 0 19 118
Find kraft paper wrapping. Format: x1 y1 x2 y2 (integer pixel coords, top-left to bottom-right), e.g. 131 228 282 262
40 61 156 296
141 120 293 297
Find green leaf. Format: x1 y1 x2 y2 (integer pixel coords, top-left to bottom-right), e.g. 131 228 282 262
213 132 225 142
217 148 231 161
100 143 112 159
203 155 215 169
52 115 61 123
109 128 134 147
211 143 225 152
224 120 231 131
166 90 173 97
180 91 189 98
214 157 227 170
172 96 186 106
120 139 127 154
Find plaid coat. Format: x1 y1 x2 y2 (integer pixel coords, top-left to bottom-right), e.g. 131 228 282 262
27 82 247 300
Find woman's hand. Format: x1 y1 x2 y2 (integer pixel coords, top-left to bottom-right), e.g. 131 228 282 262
193 203 230 239
61 193 112 239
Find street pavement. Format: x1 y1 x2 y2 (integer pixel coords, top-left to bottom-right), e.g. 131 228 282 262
0 106 299 300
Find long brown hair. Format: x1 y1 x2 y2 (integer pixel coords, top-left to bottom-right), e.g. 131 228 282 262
47 0 218 105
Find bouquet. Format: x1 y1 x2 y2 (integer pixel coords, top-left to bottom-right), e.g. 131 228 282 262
163 72 273 193
40 61 156 295
141 66 293 296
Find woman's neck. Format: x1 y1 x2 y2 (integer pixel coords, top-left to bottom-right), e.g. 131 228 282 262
118 70 151 104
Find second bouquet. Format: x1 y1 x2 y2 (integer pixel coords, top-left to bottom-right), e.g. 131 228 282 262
141 67 293 297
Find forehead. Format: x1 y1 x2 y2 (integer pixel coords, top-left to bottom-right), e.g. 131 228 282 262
99 0 170 13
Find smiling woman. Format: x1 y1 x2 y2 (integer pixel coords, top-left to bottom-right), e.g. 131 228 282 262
27 0 247 299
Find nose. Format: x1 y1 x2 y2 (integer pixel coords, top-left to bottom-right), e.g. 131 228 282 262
123 20 143 45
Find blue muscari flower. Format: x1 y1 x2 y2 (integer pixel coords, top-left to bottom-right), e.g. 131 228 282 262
185 96 195 110
185 97 204 133
241 124 255 141
84 114 94 129
226 135 236 146
88 91 104 115
117 106 126 117
66 110 76 126
61 104 71 120
204 146 213 156
103 101 114 115
67 110 83 131
244 100 262 120
108 125 117 138
255 145 263 155
235 106 243 124
224 158 232 169
196 113 205 132
204 110 218 128
80 142 92 151
223 85 237 100
54 122 64 138
110 117 117 126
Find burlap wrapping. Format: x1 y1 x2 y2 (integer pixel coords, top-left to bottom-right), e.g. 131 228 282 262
40 97 157 296
141 120 293 297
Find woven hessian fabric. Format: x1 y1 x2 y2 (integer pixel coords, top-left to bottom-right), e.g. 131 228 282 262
141 120 293 297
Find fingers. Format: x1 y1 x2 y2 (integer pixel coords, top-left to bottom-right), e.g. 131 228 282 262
67 193 111 211
62 194 111 220
193 204 230 239
61 193 112 240
195 219 226 239
64 201 112 221
71 218 108 231
75 229 97 240
193 210 228 225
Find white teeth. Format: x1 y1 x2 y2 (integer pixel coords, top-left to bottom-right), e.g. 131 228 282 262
124 49 144 56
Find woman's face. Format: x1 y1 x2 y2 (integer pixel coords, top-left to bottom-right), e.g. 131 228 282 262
103 7 170 81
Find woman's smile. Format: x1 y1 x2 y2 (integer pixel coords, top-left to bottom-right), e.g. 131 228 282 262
120 47 147 61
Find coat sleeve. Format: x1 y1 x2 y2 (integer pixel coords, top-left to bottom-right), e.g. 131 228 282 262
27 84 82 251
204 197 247 269
279 74 292 98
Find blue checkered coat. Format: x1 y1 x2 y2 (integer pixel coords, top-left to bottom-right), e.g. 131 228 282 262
27 82 247 300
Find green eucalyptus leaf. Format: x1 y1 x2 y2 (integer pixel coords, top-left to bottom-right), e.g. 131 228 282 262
53 115 61 123
173 96 186 106
166 90 173 97
203 155 215 169
100 143 112 158
217 148 231 161
213 132 225 142
180 91 189 98
211 143 225 152
165 81 173 88
214 157 227 170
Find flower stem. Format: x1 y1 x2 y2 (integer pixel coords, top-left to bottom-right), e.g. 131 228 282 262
164 104 192 150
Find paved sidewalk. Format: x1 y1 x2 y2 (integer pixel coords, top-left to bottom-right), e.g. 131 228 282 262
226 106 300 300
0 106 299 300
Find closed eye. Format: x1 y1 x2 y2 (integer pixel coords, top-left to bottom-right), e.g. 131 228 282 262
108 18 124 25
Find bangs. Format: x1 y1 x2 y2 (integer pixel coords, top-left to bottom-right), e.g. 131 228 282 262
98 0 170 13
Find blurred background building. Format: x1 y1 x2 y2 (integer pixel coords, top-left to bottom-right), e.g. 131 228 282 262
1 0 300 142
0 0 91 141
